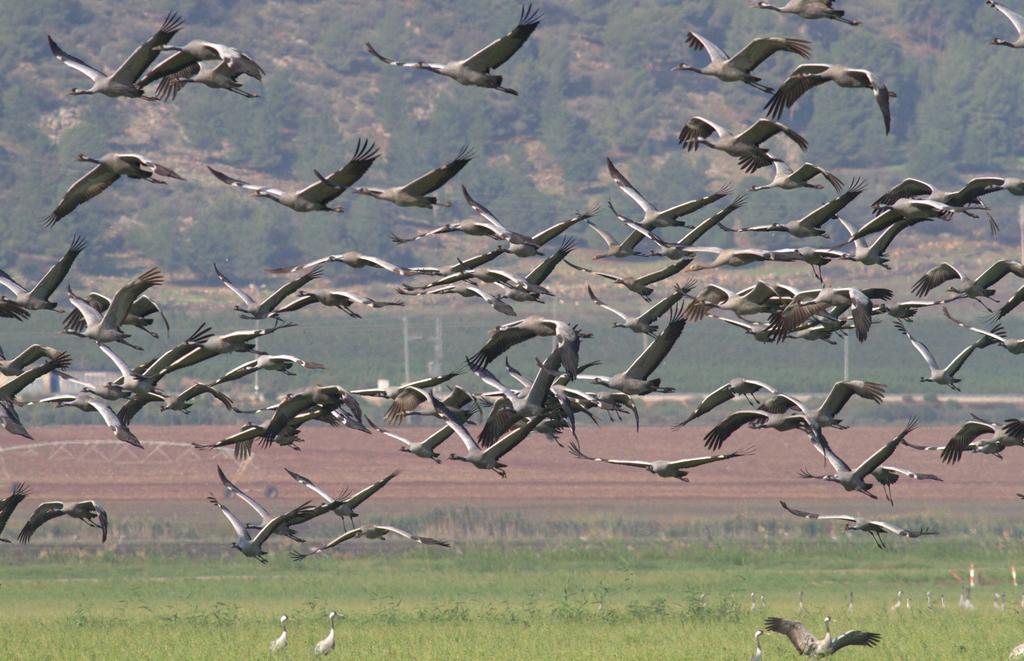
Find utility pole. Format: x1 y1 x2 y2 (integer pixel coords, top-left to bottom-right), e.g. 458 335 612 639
433 317 443 373
843 332 850 381
402 316 410 383
1018 203 1024 264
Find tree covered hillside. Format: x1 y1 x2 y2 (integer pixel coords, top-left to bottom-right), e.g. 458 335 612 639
1 0 1022 285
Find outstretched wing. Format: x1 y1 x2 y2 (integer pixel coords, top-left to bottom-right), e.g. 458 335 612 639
48 36 105 81
763 617 818 655
462 5 542 73
400 146 474 197
30 235 87 300
296 139 380 203
111 12 185 85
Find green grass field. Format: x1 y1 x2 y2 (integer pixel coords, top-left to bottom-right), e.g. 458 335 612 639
4 540 1022 660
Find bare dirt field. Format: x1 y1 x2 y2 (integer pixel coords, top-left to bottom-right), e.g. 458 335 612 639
2 423 1017 515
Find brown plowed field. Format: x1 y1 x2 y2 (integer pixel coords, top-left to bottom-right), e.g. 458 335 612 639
1 424 1018 516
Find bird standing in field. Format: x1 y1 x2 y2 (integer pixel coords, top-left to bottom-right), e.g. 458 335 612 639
366 5 541 95
270 615 288 653
314 611 338 655
765 615 880 655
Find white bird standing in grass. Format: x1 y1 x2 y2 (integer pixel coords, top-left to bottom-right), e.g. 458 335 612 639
269 615 287 652
315 611 338 656
750 628 764 661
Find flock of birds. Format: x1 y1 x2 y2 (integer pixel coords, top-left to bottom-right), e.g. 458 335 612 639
2 1 1024 656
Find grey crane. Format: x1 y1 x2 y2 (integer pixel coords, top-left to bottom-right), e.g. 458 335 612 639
64 268 164 349
194 409 337 461
18 500 108 544
267 250 411 277
943 312 1024 356
575 307 686 395
754 0 860 25
845 199 967 243
63 290 169 340
0 235 86 311
315 612 339 656
565 259 692 301
676 379 780 427
893 320 984 390
270 615 288 653
214 263 322 320
352 146 473 208
367 419 455 463
413 283 516 317
0 345 63 377
751 629 764 661
780 501 936 550
761 380 887 430
140 39 264 88
0 352 72 408
988 1 1024 47
798 418 917 499
212 354 326 386
927 417 1024 465
159 383 239 414
430 392 542 478
675 32 811 92
34 393 141 447
606 158 734 237
766 246 851 282
393 185 540 250
835 217 907 269
771 286 892 342
285 468 400 530
703 408 817 451
46 153 184 227
207 495 315 563
468 316 587 379
679 116 808 173
766 63 895 133
365 5 540 95
616 194 746 261
683 246 779 272
472 349 563 446
684 281 795 321
352 373 462 424
208 139 379 213
502 238 577 302
751 159 843 192
167 323 294 372
872 176 1006 215
291 524 450 561
153 59 259 100
216 467 305 543
0 483 29 543
587 283 691 336
912 261 1024 307
271 288 405 318
260 386 365 444
48 12 183 98
735 179 865 238
569 438 752 482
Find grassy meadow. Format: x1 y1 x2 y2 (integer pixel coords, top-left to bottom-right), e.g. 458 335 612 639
3 538 1023 660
